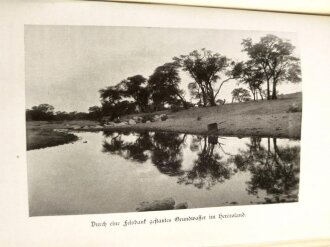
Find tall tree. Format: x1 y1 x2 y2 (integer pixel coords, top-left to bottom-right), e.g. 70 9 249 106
237 61 265 101
174 48 241 106
148 62 188 109
120 75 149 112
242 34 301 99
99 86 123 106
99 76 149 119
231 88 251 103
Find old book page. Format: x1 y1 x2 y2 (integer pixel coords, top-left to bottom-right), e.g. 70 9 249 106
0 1 330 246
110 0 330 15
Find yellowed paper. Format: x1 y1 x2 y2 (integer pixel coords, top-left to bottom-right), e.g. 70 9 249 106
0 1 330 246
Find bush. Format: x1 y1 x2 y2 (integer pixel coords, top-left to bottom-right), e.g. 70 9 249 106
171 105 181 112
114 117 121 123
197 116 201 121
142 114 154 122
287 103 302 113
161 115 168 121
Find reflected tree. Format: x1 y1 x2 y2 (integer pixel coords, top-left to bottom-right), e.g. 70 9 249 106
102 131 186 175
232 137 300 203
178 136 233 189
103 131 153 163
102 131 300 198
151 133 186 176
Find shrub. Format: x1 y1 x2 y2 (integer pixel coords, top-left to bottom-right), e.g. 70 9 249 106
287 103 302 113
142 114 154 122
171 105 181 112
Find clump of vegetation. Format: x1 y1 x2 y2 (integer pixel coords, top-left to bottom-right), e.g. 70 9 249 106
161 115 168 121
231 88 251 103
197 116 202 121
142 114 155 122
171 105 181 112
113 117 121 123
287 104 302 113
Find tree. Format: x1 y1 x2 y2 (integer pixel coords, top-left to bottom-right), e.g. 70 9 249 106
88 106 103 121
99 82 138 119
174 48 241 106
231 88 251 103
120 75 149 112
242 34 301 99
99 86 123 106
148 62 189 109
237 61 265 101
26 104 55 121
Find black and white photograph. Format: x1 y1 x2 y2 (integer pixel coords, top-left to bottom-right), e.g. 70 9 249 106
25 25 302 217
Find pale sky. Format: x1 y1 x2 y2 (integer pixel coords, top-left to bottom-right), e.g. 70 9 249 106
25 25 301 112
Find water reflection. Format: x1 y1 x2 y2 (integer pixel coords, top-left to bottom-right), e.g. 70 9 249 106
102 131 300 203
27 131 301 216
231 137 300 203
103 131 152 163
177 135 233 190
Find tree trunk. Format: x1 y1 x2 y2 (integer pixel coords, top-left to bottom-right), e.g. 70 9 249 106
205 84 216 106
209 94 217 106
259 89 264 100
266 79 270 99
272 80 277 99
176 93 189 109
249 86 256 101
200 87 207 107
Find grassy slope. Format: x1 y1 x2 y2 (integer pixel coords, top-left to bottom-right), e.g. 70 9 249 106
117 92 302 139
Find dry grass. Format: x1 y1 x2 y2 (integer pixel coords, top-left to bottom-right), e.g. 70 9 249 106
112 92 302 139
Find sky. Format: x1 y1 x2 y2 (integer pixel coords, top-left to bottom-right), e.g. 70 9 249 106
25 25 301 112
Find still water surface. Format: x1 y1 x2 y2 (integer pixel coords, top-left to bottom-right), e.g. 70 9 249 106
27 131 300 216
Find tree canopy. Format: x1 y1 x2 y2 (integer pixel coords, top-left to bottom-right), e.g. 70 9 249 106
148 62 188 110
174 48 241 106
231 87 251 103
242 34 301 99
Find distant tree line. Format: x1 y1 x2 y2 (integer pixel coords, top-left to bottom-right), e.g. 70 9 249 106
26 104 102 121
26 34 301 121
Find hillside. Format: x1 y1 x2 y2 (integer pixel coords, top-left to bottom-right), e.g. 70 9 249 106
110 92 302 139
27 92 302 143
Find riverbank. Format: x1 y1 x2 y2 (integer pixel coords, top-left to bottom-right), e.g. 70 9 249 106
82 93 302 139
26 129 78 150
26 92 302 150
